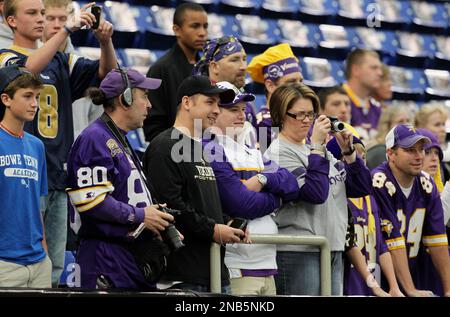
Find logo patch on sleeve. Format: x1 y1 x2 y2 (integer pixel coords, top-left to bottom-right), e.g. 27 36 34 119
106 139 123 157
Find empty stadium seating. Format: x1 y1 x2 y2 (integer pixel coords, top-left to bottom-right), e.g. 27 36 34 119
71 0 450 111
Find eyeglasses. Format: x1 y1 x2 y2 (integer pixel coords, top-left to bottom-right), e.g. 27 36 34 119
285 111 317 121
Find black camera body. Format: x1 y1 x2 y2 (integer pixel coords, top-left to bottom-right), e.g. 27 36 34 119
328 116 345 133
160 207 184 251
91 5 102 29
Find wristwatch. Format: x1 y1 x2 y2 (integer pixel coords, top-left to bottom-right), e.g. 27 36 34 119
256 174 267 187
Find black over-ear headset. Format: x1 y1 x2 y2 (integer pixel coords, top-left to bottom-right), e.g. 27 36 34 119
117 65 133 107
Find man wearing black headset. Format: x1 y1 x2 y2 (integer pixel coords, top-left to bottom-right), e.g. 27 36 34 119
66 68 176 290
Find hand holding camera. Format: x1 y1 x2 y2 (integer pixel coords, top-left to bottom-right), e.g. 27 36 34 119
310 115 331 146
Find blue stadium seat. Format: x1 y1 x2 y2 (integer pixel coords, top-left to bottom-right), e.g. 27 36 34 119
183 0 217 4
235 14 279 45
123 48 158 75
207 14 237 39
447 2 450 27
396 32 436 59
376 0 412 25
299 0 338 16
102 1 146 48
148 5 176 36
435 36 450 62
220 0 261 10
411 1 448 29
278 20 318 49
253 94 267 112
354 28 398 54
389 65 426 95
261 0 299 13
76 46 127 68
59 251 76 287
127 128 148 154
337 0 368 20
318 24 357 50
424 69 450 98
75 46 100 59
300 57 344 88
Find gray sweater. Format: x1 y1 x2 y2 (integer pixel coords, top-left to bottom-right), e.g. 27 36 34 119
266 138 371 252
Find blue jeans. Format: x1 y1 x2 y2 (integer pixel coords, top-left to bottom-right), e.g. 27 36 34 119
169 282 231 294
41 190 68 287
275 251 343 295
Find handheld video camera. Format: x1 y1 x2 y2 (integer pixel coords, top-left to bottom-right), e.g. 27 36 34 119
328 116 345 133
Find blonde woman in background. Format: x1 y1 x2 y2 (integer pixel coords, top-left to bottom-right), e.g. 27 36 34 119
414 103 450 181
366 105 412 170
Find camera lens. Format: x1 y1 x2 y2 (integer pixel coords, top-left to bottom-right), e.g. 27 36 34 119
162 224 184 251
332 121 345 132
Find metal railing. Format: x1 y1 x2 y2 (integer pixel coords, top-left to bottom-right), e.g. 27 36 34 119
210 234 331 295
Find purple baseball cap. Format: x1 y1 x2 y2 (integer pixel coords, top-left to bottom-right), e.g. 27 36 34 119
100 68 162 99
215 81 255 108
385 124 431 149
416 128 443 161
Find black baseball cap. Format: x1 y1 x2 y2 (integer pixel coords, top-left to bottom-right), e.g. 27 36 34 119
0 65 32 94
176 75 235 106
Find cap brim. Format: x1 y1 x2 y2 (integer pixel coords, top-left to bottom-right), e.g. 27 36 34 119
397 135 431 148
203 87 235 104
136 78 162 90
424 143 444 161
219 93 255 107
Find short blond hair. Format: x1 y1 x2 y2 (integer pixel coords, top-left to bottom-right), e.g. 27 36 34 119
43 0 73 14
374 105 412 144
414 103 448 128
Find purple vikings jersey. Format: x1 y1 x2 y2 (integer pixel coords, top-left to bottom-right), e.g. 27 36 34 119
67 118 152 289
245 102 257 129
256 106 276 152
372 162 448 283
0 47 100 190
345 195 389 295
342 83 381 142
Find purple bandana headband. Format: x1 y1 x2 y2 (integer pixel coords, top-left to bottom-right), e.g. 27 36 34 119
193 36 244 75
210 38 243 62
262 57 300 81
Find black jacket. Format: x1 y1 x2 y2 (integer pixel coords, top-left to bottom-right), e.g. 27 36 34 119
143 128 229 287
144 43 197 142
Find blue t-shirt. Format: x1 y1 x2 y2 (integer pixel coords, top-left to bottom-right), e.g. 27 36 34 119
0 129 48 265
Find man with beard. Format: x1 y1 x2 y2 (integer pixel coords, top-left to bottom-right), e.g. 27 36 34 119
192 36 256 141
